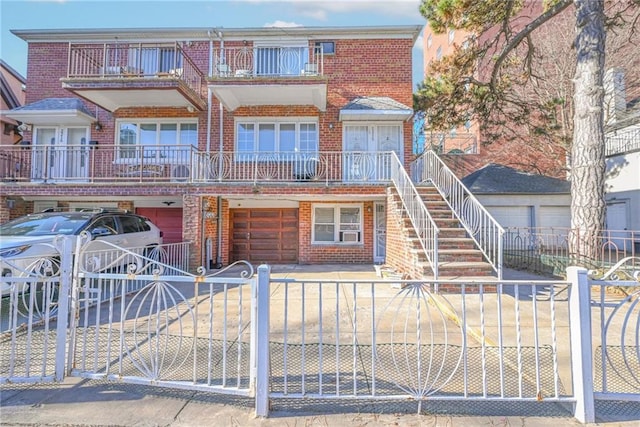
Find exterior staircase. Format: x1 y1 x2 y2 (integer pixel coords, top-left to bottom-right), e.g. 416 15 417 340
389 184 496 279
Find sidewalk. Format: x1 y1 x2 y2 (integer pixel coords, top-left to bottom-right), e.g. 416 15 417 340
2 376 638 426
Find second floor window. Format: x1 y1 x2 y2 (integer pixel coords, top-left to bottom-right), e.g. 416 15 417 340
235 119 318 156
117 120 197 162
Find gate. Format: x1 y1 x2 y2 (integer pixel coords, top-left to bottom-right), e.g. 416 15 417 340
0 236 73 384
68 234 256 396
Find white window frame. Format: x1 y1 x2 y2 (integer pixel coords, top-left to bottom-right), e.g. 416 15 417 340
312 203 363 245
115 119 197 163
234 117 319 159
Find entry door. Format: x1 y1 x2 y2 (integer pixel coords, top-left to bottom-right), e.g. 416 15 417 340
33 127 89 181
343 124 402 182
374 202 386 263
605 201 629 251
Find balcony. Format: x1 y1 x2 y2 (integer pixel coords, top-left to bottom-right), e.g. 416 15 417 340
0 145 394 185
606 126 640 156
209 46 327 112
61 43 207 112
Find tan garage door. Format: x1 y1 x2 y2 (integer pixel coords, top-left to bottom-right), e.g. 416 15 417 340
230 208 298 263
136 207 183 244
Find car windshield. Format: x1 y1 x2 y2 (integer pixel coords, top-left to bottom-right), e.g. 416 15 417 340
0 213 92 236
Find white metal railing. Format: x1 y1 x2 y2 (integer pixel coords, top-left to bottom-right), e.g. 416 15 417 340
606 127 640 156
212 45 323 78
69 235 254 395
260 267 576 416
412 150 504 278
0 237 73 383
67 42 203 94
0 145 395 184
503 227 639 276
389 152 439 277
5 246 638 423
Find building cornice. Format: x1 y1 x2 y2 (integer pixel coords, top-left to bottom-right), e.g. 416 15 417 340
11 25 424 43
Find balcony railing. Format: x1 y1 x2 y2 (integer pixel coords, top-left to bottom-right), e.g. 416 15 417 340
0 145 394 185
211 45 323 78
606 127 640 156
68 42 203 93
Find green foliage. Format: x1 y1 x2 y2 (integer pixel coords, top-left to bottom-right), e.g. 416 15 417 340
415 0 576 146
420 0 525 33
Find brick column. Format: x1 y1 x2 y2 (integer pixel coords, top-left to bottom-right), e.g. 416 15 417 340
0 197 11 223
182 194 201 272
118 201 135 212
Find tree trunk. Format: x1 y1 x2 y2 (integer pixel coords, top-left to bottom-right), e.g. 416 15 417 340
570 0 606 262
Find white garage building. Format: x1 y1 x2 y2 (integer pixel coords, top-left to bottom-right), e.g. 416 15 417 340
462 164 571 230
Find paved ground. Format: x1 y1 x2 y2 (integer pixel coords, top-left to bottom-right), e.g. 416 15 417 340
1 265 639 426
1 377 639 426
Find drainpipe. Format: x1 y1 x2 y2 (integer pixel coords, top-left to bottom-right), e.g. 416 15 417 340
215 195 223 268
215 30 224 268
215 103 224 268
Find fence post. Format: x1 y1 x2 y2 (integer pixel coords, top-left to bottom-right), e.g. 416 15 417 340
54 236 73 381
567 266 595 423
254 264 271 417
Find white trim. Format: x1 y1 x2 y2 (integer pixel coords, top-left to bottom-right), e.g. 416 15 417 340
339 109 412 121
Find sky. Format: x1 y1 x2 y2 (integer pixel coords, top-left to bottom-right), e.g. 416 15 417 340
0 0 426 88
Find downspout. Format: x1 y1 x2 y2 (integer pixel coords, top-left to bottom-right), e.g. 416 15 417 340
216 30 225 268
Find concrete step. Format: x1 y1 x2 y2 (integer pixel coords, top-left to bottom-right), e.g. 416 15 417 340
437 261 496 277
434 218 461 228
438 249 485 262
438 237 476 249
439 228 468 238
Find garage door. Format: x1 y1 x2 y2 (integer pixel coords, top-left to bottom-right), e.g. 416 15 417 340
487 206 531 229
539 206 570 229
136 207 183 244
230 208 298 263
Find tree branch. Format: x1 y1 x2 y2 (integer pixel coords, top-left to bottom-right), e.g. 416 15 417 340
490 0 574 87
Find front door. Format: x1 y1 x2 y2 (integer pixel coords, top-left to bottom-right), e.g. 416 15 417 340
343 124 402 182
374 202 386 263
32 127 89 182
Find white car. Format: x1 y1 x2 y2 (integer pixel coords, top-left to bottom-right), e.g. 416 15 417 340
0 209 163 297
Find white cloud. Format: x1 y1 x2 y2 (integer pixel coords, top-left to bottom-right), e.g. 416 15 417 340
264 20 303 28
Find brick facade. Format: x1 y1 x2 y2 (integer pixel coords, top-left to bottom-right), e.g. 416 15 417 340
5 26 420 270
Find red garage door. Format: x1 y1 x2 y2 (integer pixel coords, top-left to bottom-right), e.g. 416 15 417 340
230 208 298 264
136 207 183 244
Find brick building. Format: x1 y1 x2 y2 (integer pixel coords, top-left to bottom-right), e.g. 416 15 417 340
3 25 430 271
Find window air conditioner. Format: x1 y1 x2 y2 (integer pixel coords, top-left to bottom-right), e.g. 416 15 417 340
341 231 359 243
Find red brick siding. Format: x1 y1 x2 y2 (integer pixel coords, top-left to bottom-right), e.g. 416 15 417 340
298 200 375 264
14 34 416 267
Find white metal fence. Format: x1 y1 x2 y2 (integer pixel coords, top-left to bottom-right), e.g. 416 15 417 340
2 240 639 423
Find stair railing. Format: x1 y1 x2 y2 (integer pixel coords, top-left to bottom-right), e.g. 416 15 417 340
412 150 504 279
390 152 440 278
